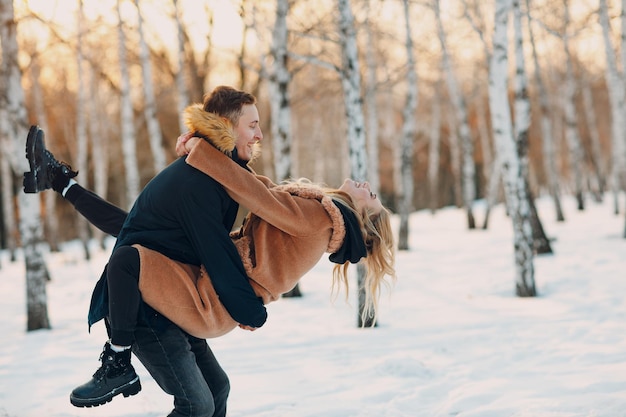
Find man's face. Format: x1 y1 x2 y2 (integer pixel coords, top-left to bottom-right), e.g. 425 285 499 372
233 104 263 161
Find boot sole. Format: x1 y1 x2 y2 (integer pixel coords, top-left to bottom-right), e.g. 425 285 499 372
23 125 44 193
69 376 141 408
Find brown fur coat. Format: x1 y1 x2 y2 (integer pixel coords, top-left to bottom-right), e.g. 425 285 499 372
137 107 346 338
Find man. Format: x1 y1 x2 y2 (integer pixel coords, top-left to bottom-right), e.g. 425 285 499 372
24 86 265 417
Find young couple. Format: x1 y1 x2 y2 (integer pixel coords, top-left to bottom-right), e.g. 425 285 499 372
24 85 396 417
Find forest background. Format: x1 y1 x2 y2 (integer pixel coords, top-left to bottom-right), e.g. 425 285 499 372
1 0 626 328
1 0 618 248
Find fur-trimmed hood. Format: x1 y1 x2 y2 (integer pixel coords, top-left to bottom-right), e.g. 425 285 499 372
183 103 261 162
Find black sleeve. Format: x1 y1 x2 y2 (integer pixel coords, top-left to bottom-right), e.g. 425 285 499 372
64 184 129 237
178 181 267 328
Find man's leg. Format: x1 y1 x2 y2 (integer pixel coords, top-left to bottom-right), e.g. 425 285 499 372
132 312 229 417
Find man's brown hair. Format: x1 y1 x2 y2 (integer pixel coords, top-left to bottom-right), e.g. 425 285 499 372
203 86 257 126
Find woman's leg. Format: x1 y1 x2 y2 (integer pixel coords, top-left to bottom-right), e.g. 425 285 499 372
107 245 142 346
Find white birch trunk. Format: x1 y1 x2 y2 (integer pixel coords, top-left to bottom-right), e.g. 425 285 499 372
525 0 564 222
76 0 91 260
0 151 17 260
117 0 140 208
428 81 442 214
562 0 585 211
434 0 476 229
581 79 606 200
337 0 372 327
365 0 380 196
446 108 463 206
29 55 60 252
136 0 166 174
174 0 189 134
0 0 51 329
599 0 626 215
397 0 418 250
269 0 293 183
513 0 552 255
489 0 536 296
89 66 109 249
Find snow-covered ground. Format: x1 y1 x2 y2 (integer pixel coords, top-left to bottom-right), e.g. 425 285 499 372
1 195 625 417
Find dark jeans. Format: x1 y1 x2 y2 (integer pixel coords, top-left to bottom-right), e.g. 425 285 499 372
132 308 230 417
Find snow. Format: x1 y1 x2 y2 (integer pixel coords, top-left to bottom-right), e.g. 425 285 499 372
1 195 625 417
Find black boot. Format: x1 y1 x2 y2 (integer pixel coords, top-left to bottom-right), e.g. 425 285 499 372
70 342 141 408
23 125 78 194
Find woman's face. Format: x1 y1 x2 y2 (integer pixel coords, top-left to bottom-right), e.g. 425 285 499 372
339 179 383 215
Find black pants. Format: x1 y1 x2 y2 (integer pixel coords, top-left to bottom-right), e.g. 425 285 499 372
107 245 141 346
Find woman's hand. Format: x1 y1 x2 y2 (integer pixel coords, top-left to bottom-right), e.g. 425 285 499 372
238 324 257 332
175 132 201 156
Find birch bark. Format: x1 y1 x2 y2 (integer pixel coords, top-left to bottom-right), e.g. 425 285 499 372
117 0 140 208
434 0 476 229
489 0 536 296
397 0 418 250
0 0 51 329
136 0 166 174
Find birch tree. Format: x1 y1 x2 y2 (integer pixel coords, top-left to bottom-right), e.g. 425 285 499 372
117 0 140 208
526 0 564 222
174 0 190 134
88 66 109 250
76 0 91 260
397 0 418 250
0 0 51 329
581 78 606 200
434 0 476 229
364 0 380 196
562 0 585 211
268 0 302 298
28 53 61 252
489 0 536 296
513 0 552 255
428 80 442 214
599 0 626 216
337 0 375 327
136 0 166 174
0 147 17 261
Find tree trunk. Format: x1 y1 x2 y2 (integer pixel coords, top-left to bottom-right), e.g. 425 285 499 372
599 0 626 216
513 0 552 255
581 79 606 201
428 79 442 214
88 66 109 250
136 0 166 175
269 0 301 299
0 0 51 330
337 0 374 327
365 0 381 196
0 152 17 260
525 0 564 222
117 0 140 209
76 0 91 260
173 0 190 134
397 0 418 251
562 0 585 211
489 0 536 296
28 55 60 252
435 0 476 229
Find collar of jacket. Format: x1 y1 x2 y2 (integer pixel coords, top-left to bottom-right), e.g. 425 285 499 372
328 201 367 264
183 103 261 164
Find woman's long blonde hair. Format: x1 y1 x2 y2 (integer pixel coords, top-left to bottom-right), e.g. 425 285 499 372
289 179 396 325
329 192 396 325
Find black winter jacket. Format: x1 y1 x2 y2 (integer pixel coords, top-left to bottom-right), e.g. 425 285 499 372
86 156 267 330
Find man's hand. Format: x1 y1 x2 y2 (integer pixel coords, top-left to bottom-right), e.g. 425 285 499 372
238 324 257 332
176 132 201 156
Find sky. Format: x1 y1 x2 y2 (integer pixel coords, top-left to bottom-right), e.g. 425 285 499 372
0 194 625 417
